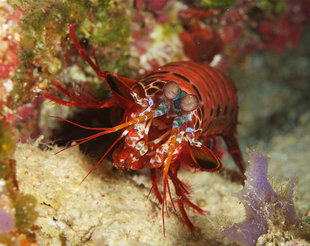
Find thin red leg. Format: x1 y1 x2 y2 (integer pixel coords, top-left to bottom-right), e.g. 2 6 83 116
223 128 246 174
68 24 109 79
44 82 114 108
168 169 208 231
150 168 162 203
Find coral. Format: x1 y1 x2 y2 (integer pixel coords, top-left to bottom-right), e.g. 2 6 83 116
1 0 132 143
0 143 39 244
14 194 38 231
12 97 44 143
198 0 237 8
175 0 310 70
256 0 310 52
0 120 16 159
0 209 14 234
222 150 301 246
135 0 170 13
0 158 39 244
130 1 186 74
4 0 308 112
305 216 310 225
8 0 131 108
0 2 21 109
179 22 223 63
3 0 308 112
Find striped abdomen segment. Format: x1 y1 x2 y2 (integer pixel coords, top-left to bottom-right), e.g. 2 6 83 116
134 61 238 137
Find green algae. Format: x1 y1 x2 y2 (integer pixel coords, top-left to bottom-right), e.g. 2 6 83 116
255 0 286 14
198 0 237 7
193 0 286 11
0 121 16 160
8 0 131 108
305 216 310 225
14 194 38 230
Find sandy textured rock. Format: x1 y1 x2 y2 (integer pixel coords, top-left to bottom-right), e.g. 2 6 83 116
14 141 244 245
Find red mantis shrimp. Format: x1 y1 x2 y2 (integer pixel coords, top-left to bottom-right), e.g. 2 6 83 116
44 24 246 234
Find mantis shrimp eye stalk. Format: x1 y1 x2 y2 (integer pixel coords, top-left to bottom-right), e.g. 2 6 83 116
163 81 181 100
180 94 199 112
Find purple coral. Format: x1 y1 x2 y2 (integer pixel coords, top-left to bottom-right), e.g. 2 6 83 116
135 0 169 13
0 209 14 234
222 150 299 246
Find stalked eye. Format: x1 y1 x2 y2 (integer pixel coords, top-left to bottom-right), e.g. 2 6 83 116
180 94 198 112
163 81 181 100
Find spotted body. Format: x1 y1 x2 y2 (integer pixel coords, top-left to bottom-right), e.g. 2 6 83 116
114 61 244 173
45 24 245 233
